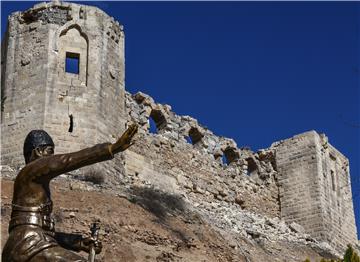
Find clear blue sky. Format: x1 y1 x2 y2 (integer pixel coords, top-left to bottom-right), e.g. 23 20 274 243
2 1 359 237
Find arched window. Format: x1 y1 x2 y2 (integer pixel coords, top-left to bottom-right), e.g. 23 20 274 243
187 127 203 145
58 25 88 85
148 109 166 133
223 147 239 165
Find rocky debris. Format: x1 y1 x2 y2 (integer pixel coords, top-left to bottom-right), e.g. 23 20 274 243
1 174 338 262
133 229 182 248
156 251 179 262
0 90 351 261
123 90 357 256
1 179 246 262
1 0 356 257
176 180 342 260
0 156 341 261
289 222 305 234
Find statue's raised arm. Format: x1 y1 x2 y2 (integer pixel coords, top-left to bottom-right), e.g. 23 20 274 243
20 123 138 182
2 124 138 262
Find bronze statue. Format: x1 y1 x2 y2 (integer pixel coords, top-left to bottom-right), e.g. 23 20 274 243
2 124 138 261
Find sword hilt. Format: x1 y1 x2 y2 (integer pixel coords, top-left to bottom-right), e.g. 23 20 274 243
90 222 100 240
88 222 100 262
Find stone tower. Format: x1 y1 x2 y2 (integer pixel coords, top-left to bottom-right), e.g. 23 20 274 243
1 1 358 256
1 1 126 177
274 131 358 252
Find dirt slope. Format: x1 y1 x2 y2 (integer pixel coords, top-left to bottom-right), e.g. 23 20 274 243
1 179 330 261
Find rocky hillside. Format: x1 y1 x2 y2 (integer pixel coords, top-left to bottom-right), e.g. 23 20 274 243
1 175 339 262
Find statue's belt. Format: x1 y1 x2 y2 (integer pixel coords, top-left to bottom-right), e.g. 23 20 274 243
9 213 55 232
9 200 55 232
12 200 53 213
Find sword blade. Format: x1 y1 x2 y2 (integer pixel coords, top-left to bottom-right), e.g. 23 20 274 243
88 246 96 262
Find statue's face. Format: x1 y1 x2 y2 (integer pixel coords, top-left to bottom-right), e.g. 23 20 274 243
29 145 54 162
39 146 54 156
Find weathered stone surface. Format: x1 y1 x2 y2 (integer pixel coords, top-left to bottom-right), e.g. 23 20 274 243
123 90 358 254
1 1 126 185
289 222 305 234
274 131 357 253
1 1 357 259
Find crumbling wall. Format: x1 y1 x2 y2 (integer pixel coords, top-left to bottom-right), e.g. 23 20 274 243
123 92 358 253
124 91 280 219
1 1 357 256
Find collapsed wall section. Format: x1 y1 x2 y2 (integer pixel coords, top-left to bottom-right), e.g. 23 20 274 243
124 91 280 219
124 92 358 253
1 1 357 255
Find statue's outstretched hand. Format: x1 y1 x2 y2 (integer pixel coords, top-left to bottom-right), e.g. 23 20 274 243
110 123 138 155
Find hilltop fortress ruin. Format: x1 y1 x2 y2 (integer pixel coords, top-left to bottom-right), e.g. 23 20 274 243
1 1 358 258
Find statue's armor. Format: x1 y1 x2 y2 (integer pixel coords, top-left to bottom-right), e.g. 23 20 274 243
3 201 59 261
10 200 55 232
2 142 114 262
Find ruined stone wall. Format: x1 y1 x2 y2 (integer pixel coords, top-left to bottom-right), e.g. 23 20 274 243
1 1 357 256
124 92 280 219
319 141 357 252
123 92 358 252
1 2 126 180
273 131 358 252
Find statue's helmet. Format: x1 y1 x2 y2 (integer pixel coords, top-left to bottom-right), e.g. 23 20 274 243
23 130 54 163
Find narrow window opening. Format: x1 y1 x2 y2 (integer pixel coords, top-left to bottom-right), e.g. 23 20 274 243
223 147 239 165
68 114 74 133
65 52 80 74
331 170 336 191
222 155 228 166
149 116 157 134
329 153 336 161
185 136 192 144
246 158 258 176
188 127 203 145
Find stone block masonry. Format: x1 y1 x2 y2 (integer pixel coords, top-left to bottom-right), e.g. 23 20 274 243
124 91 358 253
1 1 126 182
274 131 358 252
1 1 357 255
